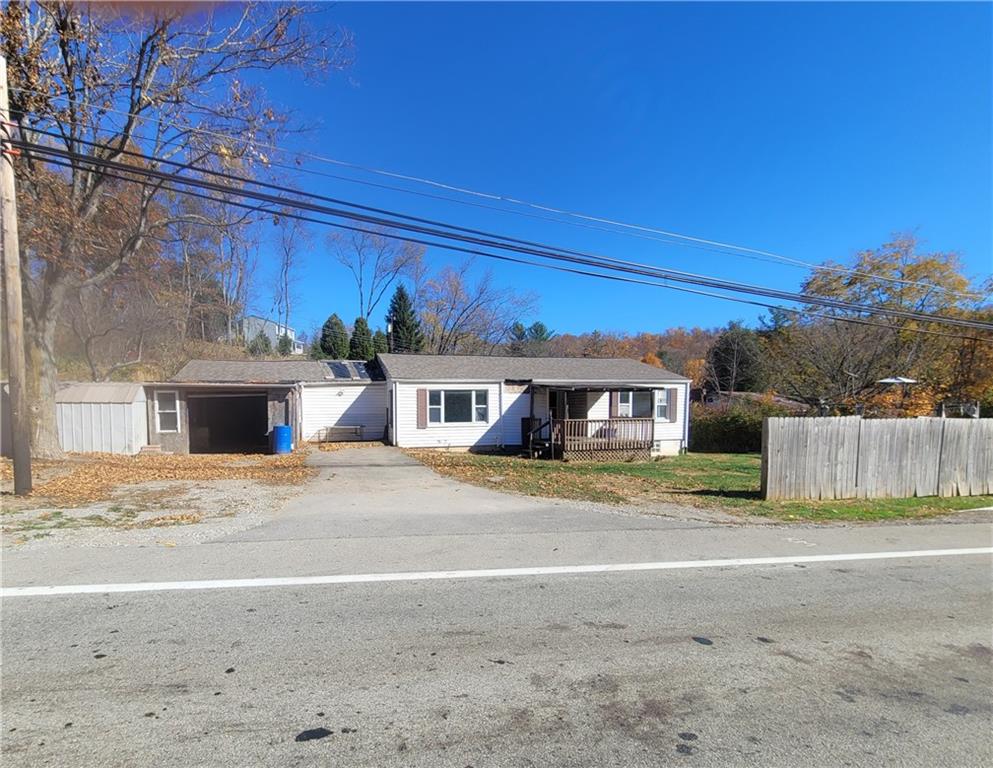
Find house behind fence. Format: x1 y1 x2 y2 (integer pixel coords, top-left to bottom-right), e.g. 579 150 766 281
761 416 993 500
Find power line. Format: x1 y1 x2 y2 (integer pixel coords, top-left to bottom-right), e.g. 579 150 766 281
8 87 981 299
21 141 993 330
18 138 993 333
26 150 993 346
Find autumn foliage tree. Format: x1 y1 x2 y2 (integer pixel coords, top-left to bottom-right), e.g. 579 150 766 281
761 234 991 412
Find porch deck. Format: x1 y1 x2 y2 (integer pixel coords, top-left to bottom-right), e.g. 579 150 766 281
524 417 654 461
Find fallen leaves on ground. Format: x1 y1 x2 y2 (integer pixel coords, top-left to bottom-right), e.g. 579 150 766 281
141 513 202 528
24 451 315 507
317 440 387 452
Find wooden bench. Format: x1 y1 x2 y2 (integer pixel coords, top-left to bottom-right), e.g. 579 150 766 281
317 425 364 442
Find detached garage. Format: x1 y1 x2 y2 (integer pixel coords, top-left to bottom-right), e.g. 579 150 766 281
161 360 314 454
56 382 148 455
162 359 387 453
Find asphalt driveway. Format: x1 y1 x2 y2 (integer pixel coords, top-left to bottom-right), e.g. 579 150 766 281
223 445 689 542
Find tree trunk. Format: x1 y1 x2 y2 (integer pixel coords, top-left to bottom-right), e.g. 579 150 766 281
25 311 64 458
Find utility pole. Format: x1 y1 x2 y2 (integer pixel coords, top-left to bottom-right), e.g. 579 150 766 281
0 55 32 494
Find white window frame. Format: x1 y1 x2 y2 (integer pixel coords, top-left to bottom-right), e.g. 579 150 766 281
155 389 181 434
617 391 633 418
655 389 668 421
428 389 489 425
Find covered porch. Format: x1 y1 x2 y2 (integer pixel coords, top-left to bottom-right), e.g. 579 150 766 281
521 383 660 461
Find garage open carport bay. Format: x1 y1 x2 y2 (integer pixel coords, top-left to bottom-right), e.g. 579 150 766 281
161 358 386 454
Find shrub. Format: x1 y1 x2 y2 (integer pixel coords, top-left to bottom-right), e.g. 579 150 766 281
690 402 794 453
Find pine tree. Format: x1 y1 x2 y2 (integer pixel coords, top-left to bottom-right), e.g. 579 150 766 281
349 316 375 361
373 329 388 355
319 313 349 359
309 335 327 360
247 331 272 358
276 333 293 356
386 285 423 353
508 322 528 356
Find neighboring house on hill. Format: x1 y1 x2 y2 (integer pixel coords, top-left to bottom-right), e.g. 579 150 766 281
239 315 304 355
13 354 690 460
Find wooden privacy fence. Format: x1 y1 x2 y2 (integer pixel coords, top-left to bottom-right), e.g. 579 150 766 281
761 416 993 500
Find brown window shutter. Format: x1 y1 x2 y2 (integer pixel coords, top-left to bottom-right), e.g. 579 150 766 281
667 388 678 422
416 388 427 429
609 391 620 418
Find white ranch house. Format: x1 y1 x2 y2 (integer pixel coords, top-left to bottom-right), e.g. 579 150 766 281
8 354 690 460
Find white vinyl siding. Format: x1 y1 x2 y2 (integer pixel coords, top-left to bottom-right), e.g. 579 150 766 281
393 381 528 449
301 383 387 442
651 384 689 456
390 379 689 454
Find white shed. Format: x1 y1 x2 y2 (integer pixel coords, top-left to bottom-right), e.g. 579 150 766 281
56 383 149 455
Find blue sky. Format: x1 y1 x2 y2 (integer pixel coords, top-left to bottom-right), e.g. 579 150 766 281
250 1 992 339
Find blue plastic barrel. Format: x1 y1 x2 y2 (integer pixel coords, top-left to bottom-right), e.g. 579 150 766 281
272 425 293 454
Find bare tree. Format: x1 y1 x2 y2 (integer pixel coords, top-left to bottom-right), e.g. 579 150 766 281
419 261 537 355
66 281 176 381
272 215 309 336
1 1 351 455
328 228 424 321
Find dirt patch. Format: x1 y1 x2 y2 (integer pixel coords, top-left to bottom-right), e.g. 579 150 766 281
3 476 302 549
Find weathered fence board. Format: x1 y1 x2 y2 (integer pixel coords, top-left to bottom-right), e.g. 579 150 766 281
761 417 993 500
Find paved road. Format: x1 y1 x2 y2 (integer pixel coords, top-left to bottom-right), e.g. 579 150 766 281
3 448 992 766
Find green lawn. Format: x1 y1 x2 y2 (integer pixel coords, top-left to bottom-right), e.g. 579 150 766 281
408 450 993 523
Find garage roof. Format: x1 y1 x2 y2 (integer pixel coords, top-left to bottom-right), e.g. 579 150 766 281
376 353 688 383
171 359 385 384
172 360 330 384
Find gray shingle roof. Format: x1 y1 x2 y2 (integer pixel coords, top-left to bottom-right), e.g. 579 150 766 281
376 353 688 383
171 359 331 384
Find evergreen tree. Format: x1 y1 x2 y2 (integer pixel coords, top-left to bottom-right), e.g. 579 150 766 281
349 316 375 361
526 321 554 343
308 335 327 360
508 322 529 356
319 313 349 359
385 285 423 353
276 333 293 356
247 331 272 358
373 329 388 355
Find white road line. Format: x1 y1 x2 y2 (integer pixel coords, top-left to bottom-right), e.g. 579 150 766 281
3 547 991 598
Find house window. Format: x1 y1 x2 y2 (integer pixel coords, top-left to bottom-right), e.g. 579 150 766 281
618 391 632 418
633 392 653 418
428 390 442 423
428 389 488 424
656 391 668 420
618 391 652 418
155 390 180 433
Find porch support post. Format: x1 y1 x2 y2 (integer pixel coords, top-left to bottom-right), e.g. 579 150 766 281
528 383 535 458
